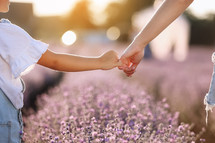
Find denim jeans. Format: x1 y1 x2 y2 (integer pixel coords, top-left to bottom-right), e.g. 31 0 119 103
204 52 215 124
0 89 23 143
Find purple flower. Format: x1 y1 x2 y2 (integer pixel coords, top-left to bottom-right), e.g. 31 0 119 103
22 72 204 142
129 120 135 128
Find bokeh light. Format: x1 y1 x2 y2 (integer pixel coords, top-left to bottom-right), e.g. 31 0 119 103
61 31 77 46
106 26 120 41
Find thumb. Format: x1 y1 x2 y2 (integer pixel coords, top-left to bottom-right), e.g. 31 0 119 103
115 60 123 67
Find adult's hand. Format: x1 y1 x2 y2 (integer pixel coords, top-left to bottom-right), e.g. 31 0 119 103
119 41 145 77
119 0 193 77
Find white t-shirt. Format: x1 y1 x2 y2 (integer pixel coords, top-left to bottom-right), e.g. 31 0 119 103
0 19 48 109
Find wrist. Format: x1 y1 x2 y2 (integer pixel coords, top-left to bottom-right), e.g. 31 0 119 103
133 36 147 51
98 56 105 70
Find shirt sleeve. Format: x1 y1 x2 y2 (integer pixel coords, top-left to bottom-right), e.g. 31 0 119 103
0 23 49 78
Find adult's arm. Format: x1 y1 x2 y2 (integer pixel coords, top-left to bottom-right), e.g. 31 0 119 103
120 0 194 76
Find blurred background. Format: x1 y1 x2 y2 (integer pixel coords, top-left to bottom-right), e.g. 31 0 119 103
1 0 214 45
1 0 215 142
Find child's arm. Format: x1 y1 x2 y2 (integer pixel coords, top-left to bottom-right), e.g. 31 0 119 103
37 49 121 72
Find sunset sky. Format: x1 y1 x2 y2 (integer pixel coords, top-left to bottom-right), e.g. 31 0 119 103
10 0 215 18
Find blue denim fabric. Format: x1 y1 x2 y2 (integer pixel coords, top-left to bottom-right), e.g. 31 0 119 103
205 65 215 104
0 89 23 143
204 52 215 124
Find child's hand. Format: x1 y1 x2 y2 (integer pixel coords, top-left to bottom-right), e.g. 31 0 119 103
99 50 122 70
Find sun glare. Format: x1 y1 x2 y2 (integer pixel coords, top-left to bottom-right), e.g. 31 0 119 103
11 0 33 3
32 0 119 17
189 0 215 18
33 0 77 17
89 0 108 25
61 31 77 46
89 0 121 25
10 0 215 19
12 0 121 18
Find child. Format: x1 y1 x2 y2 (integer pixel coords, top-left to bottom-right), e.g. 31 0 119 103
204 52 215 124
0 1 121 142
120 0 215 125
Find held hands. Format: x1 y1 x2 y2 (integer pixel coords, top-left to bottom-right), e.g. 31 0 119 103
118 42 145 77
99 43 144 77
99 50 122 70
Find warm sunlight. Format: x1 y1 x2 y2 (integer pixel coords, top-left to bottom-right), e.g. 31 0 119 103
11 0 32 3
11 0 121 17
89 0 122 25
33 0 77 17
89 0 109 25
189 0 215 18
10 0 215 18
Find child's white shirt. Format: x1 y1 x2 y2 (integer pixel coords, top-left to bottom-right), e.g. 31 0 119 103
0 19 48 109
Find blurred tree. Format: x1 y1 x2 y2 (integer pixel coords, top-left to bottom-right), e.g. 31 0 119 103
64 0 95 30
104 0 153 41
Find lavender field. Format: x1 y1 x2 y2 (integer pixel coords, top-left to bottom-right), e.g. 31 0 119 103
22 43 214 142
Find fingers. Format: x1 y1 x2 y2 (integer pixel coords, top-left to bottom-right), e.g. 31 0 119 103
118 43 141 76
130 64 137 71
118 62 137 77
118 66 124 70
123 64 137 77
125 70 135 77
124 70 135 77
117 56 137 76
118 57 130 70
115 60 123 67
